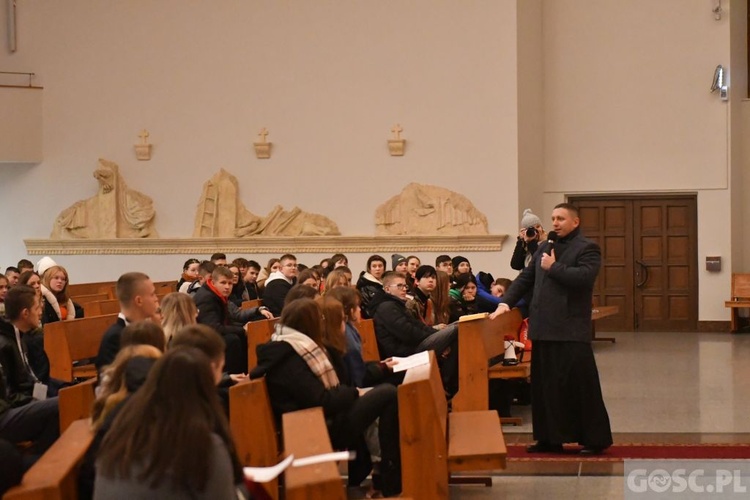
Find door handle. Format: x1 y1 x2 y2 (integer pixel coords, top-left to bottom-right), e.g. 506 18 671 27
635 260 649 288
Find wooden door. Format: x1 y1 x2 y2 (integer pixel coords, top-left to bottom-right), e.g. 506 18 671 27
571 196 697 331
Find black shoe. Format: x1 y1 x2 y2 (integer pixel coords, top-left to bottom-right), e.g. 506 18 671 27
526 442 564 453
579 446 605 456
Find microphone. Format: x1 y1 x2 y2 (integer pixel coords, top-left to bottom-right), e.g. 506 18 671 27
546 231 558 252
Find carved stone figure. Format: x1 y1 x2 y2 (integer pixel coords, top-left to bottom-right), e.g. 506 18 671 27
50 159 158 239
375 183 488 236
193 169 340 237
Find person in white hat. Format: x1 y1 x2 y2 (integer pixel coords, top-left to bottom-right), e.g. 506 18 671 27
510 209 546 271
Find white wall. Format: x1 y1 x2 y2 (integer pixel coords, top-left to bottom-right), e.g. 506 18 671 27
542 0 737 321
1 1 745 322
0 0 520 281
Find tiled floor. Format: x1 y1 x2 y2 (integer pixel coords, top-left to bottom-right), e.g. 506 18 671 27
430 331 750 498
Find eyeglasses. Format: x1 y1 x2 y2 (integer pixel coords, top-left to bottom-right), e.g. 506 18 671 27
389 283 407 290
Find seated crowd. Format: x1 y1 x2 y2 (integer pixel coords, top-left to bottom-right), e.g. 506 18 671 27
0 247 523 498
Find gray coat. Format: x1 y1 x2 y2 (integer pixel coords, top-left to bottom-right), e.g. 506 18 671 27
502 228 601 343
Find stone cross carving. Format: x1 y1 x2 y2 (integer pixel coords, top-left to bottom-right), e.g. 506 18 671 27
138 129 149 144
258 128 269 143
391 124 403 140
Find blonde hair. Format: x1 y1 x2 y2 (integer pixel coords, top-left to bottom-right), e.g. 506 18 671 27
324 269 349 293
92 344 162 430
160 292 198 343
41 265 70 302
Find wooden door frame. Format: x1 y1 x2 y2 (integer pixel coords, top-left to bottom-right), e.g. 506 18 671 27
568 193 699 332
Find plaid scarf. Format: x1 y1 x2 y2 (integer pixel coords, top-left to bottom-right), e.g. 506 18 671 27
272 324 339 389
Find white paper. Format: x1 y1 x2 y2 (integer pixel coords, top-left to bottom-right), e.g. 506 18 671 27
292 450 355 467
243 454 294 483
391 351 430 373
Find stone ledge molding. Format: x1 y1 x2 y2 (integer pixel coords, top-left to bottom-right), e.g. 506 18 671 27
25 235 508 255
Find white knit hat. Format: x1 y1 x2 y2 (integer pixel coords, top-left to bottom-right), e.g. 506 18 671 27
36 256 58 277
520 209 542 229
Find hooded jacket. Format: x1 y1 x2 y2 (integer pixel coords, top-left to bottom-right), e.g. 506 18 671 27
41 285 80 324
262 271 295 317
369 289 437 359
356 272 383 319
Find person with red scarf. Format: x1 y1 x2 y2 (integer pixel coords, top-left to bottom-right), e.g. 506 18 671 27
193 266 251 374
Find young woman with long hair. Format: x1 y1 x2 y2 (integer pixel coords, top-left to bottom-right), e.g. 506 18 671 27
160 292 198 344
94 348 246 499
251 298 402 496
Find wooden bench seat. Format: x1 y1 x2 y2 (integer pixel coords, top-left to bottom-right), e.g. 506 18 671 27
282 408 346 500
241 299 262 310
452 310 524 415
247 318 279 370
58 377 97 433
44 313 118 381
356 318 380 363
4 419 94 500
399 351 506 499
68 281 116 300
725 273 750 332
230 378 281 500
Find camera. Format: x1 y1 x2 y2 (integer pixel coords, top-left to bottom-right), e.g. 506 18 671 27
525 227 537 238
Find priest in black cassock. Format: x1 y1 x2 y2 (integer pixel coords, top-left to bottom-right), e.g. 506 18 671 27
490 203 612 455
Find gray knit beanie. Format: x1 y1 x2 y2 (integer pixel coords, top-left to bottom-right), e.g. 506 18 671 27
520 208 542 228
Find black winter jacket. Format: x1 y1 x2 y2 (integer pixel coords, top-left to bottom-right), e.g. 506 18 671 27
356 273 383 319
369 290 437 359
0 320 35 418
193 285 246 339
250 341 358 421
502 227 601 342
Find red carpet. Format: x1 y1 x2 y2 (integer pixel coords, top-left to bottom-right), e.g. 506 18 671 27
508 443 750 462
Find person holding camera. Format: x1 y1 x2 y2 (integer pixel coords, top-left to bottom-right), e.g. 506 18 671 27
511 209 547 271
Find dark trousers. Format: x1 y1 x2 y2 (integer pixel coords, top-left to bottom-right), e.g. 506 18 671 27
331 384 401 496
530 341 612 448
417 323 459 397
0 397 60 457
223 332 248 374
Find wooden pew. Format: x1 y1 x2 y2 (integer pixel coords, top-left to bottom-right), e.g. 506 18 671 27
68 281 116 299
398 352 506 499
282 408 346 500
44 313 118 381
154 280 178 294
725 273 750 332
357 318 380 362
247 318 280 370
58 377 97 433
452 311 525 416
229 378 281 500
71 293 109 309
4 419 94 500
242 299 262 310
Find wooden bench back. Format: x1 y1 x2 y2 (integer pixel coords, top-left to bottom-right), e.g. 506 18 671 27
154 280 178 294
44 313 118 381
247 318 280 370
72 293 110 308
229 378 280 500
282 408 346 500
398 351 450 498
4 419 94 500
357 318 380 362
58 378 97 433
242 299 262 310
731 273 750 299
68 281 116 300
452 311 523 413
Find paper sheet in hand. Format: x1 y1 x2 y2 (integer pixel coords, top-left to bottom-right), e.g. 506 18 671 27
391 350 430 373
292 450 355 467
243 454 294 483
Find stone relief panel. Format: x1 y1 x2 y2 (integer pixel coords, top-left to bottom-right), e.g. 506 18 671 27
375 183 488 236
50 159 158 239
193 169 340 237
